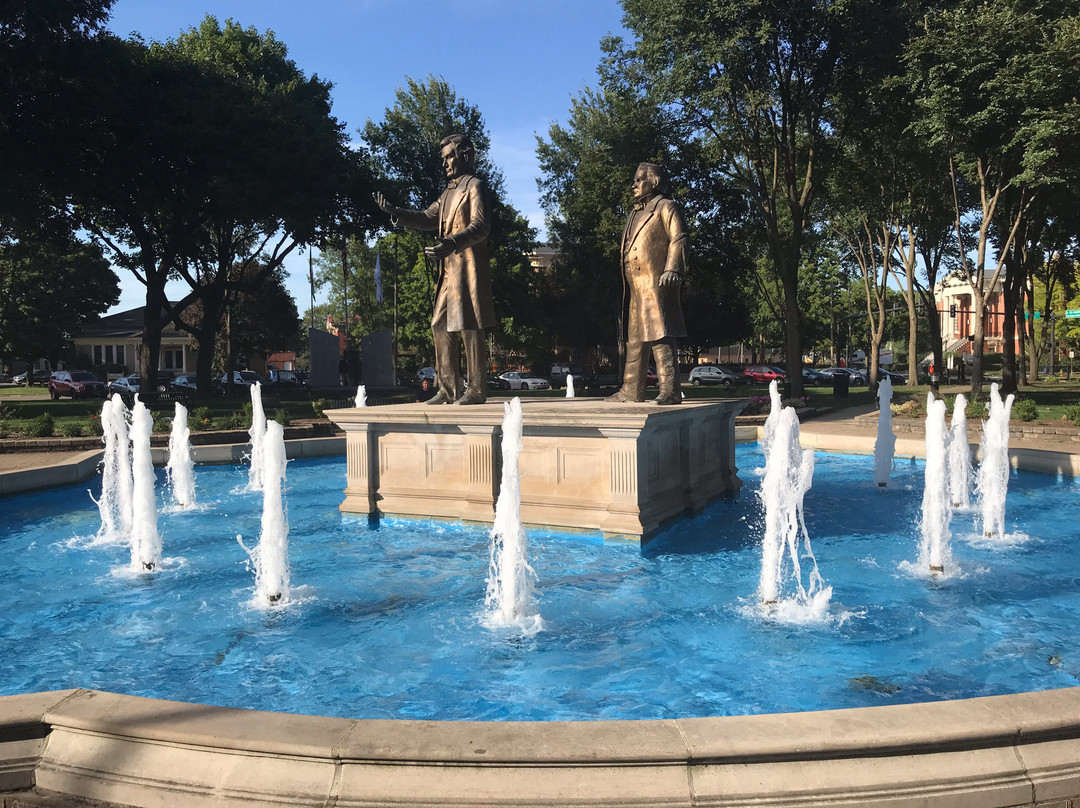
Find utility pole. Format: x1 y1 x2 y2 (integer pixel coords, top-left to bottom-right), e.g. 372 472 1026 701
392 237 399 382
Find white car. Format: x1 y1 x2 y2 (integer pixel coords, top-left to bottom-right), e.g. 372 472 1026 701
499 371 550 391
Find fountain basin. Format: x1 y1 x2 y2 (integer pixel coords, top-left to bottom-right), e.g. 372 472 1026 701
4 687 1080 806
3 446 1080 805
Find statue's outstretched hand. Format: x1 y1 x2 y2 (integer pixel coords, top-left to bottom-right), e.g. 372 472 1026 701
374 192 398 217
424 238 456 260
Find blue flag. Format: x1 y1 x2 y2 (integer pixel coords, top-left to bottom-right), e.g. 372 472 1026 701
374 249 383 304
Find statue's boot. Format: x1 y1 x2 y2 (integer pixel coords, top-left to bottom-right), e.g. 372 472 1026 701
653 340 682 405
606 387 643 403
454 388 486 405
608 343 647 402
425 389 454 405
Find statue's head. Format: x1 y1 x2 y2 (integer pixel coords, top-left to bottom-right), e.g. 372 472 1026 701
440 134 475 180
633 162 671 201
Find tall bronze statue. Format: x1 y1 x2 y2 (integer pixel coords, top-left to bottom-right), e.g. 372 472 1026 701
608 162 687 405
374 134 495 405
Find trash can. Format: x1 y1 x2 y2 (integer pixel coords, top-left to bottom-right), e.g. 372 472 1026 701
832 372 849 398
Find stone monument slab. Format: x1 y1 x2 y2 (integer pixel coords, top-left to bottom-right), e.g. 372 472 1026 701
325 398 746 540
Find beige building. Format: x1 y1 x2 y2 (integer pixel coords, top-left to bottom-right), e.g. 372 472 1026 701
75 306 194 378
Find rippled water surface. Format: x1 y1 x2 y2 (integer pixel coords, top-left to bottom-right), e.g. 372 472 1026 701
2 445 1079 720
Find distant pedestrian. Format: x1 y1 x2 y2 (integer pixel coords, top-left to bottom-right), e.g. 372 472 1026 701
415 377 437 403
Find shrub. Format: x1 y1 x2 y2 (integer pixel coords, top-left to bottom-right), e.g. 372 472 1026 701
741 395 771 416
57 422 85 438
1012 399 1039 422
87 414 104 436
965 397 987 420
271 408 290 427
26 413 55 438
1064 404 1080 427
312 398 330 417
152 414 173 433
189 406 213 431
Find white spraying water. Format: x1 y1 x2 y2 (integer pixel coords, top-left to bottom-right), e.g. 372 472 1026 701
165 402 196 508
948 394 973 508
247 381 267 491
919 393 952 575
977 383 1014 539
757 387 831 613
238 420 290 604
95 395 134 542
873 377 895 487
761 380 784 464
565 374 575 398
128 396 162 571
355 384 367 407
484 397 543 633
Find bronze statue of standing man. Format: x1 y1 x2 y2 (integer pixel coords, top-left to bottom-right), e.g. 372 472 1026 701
608 162 687 405
374 134 495 404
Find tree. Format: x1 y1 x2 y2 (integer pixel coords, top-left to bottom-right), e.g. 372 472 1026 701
361 76 539 366
618 0 907 397
537 41 753 372
0 233 119 368
906 0 1080 395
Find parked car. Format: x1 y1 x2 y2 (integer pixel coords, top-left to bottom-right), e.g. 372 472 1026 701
802 367 830 386
108 376 140 396
877 368 907 385
821 367 868 385
219 370 267 390
549 365 597 389
742 364 786 383
688 365 747 387
269 369 306 388
415 367 437 383
171 375 221 395
487 374 512 391
13 369 51 385
645 367 658 387
498 371 550 390
49 370 106 400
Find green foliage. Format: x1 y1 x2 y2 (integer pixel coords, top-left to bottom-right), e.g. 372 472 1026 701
56 421 85 438
1064 404 1080 426
26 412 54 438
152 413 172 433
190 406 213 431
1012 399 1039 422
311 398 330 417
270 408 290 427
966 397 987 421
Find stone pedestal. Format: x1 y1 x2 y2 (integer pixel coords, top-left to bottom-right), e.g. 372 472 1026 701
325 398 746 541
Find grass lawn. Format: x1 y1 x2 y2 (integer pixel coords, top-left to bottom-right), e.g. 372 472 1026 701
0 385 51 398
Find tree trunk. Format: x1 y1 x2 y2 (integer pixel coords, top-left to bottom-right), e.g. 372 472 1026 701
968 287 986 397
779 261 804 399
140 272 164 397
1001 248 1021 394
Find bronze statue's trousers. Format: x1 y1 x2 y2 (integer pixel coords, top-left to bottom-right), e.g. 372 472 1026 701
622 336 679 401
432 316 486 399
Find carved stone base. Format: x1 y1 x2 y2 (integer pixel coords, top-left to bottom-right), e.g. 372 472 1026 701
324 398 746 541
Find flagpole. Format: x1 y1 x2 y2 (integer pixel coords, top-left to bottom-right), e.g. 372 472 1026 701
393 236 399 384
308 246 314 333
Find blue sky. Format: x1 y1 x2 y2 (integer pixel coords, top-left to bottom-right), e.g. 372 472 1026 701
104 0 628 314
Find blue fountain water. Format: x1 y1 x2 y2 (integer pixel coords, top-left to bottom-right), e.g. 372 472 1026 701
2 445 1079 721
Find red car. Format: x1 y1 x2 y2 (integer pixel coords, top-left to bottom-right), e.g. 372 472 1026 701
49 370 107 400
742 365 786 383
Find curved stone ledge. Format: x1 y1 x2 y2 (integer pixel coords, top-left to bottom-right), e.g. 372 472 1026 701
3 687 1080 806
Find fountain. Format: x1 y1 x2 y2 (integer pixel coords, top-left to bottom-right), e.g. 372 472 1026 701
4 435 1080 805
237 420 291 604
94 394 133 542
483 398 543 632
128 396 161 571
247 381 267 491
756 383 830 613
873 377 895 487
977 383 1014 538
565 374 575 398
355 384 367 407
948 393 972 508
919 393 952 575
165 402 196 509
